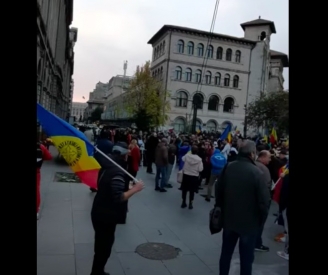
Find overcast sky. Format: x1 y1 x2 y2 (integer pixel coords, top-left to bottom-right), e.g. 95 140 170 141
71 0 288 102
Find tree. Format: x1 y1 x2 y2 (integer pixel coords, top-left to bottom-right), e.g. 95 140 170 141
124 61 170 131
91 107 103 122
246 91 289 135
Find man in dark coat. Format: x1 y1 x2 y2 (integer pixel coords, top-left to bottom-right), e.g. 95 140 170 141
145 133 159 174
90 142 144 275
215 140 270 275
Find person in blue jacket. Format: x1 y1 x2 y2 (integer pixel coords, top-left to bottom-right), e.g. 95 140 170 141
206 148 227 201
178 142 191 170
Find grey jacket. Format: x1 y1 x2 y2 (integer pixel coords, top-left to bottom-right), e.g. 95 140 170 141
255 160 272 190
215 156 270 235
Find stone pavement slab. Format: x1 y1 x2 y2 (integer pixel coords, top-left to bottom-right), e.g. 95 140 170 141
37 148 289 275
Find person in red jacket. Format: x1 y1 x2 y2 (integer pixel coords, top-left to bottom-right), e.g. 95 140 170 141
127 139 140 179
37 141 52 219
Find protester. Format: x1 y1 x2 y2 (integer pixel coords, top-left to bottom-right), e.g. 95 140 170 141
254 150 272 252
145 132 158 174
91 130 114 192
90 142 144 275
215 140 270 275
277 173 289 260
166 139 177 188
205 148 226 202
127 139 141 179
221 138 231 159
154 138 169 192
180 145 203 209
37 139 52 219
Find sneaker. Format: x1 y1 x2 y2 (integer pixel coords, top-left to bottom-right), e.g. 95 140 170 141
160 188 167 192
165 184 173 188
277 251 289 260
255 245 269 252
205 198 210 202
188 204 193 209
181 202 187 208
155 187 160 191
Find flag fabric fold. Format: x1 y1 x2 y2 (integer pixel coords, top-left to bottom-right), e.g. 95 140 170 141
37 104 100 188
221 123 232 141
270 127 278 144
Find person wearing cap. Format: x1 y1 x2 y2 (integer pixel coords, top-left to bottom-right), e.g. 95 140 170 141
90 142 144 275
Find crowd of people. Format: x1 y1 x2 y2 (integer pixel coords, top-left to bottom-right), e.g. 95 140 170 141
37 124 289 275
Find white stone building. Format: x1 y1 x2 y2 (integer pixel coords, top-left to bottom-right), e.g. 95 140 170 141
148 17 289 132
101 75 133 120
71 102 87 121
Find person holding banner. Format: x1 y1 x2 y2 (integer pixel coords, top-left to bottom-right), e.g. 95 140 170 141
90 142 144 275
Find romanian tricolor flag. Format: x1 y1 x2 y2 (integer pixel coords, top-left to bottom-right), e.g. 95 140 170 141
273 163 289 203
37 104 100 188
227 132 232 143
270 127 278 145
221 123 232 142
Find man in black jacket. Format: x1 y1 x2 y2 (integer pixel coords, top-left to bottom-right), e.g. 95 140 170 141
90 142 144 275
215 140 270 275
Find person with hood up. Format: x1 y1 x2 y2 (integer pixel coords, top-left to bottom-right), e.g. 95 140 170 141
180 145 203 209
205 148 227 202
90 129 114 192
90 142 144 275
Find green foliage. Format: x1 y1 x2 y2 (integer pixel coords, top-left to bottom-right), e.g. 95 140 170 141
124 61 170 129
91 107 103 122
246 91 289 134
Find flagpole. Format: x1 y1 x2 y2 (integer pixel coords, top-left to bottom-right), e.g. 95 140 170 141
94 146 139 182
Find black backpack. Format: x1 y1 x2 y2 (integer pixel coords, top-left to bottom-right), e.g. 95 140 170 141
37 143 43 168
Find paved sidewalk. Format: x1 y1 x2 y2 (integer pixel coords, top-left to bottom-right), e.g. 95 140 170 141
37 148 288 275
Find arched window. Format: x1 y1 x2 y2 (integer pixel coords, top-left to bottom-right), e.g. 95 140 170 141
163 41 166 52
160 67 163 79
193 93 204 109
156 46 160 57
223 97 234 112
205 71 212 84
37 60 42 78
216 47 223 59
226 48 232 61
196 119 202 130
214 73 221 85
195 69 202 83
207 45 214 58
235 50 241 63
185 68 192 81
174 117 186 132
208 95 219 111
187 42 194 55
177 40 184 53
159 44 163 55
197 43 204 57
176 91 188 107
154 70 157 77
224 74 230 86
175 66 182 80
154 48 157 59
152 71 155 77
207 120 217 132
233 75 239 88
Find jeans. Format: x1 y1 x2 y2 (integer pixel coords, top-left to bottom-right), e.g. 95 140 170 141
219 229 257 275
155 165 167 189
91 218 117 275
207 173 219 200
166 164 174 185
